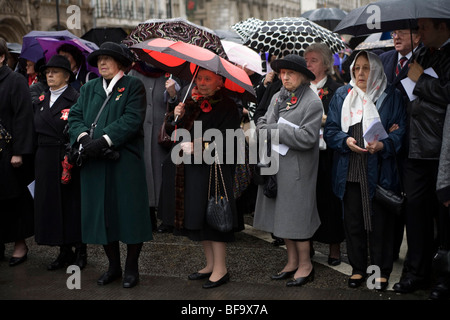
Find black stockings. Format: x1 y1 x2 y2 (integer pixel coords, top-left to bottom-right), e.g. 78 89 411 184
102 241 143 276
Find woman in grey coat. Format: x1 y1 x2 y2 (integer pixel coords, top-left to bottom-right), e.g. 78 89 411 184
254 54 323 287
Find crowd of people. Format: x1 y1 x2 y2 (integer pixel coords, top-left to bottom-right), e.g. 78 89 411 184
0 16 449 300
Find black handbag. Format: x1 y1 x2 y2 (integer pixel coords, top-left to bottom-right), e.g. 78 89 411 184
373 140 405 216
206 152 233 233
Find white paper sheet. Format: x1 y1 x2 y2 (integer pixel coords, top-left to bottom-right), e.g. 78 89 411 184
273 117 299 156
401 67 438 101
363 118 388 143
27 180 35 199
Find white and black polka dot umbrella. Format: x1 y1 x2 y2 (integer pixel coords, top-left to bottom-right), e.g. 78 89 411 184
231 17 264 43
244 17 346 58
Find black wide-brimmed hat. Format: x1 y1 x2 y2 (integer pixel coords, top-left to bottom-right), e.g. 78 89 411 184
87 42 133 68
40 54 75 82
270 54 315 81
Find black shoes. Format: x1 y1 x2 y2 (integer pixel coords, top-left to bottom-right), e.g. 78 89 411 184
9 248 28 267
429 281 450 300
271 238 285 246
375 279 389 291
9 247 28 267
286 268 315 287
202 273 230 289
74 244 87 270
123 273 139 288
327 256 341 266
157 224 173 233
393 276 429 294
271 269 298 280
348 275 366 288
97 270 122 285
47 247 75 271
188 272 212 280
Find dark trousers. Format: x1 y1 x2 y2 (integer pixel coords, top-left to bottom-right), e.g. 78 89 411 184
343 182 395 279
402 158 446 282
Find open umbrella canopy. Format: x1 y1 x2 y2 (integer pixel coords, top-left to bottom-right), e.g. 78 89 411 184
244 17 346 58
214 29 243 44
123 17 228 59
131 38 256 102
82 27 128 46
36 37 99 75
334 0 450 36
354 32 393 51
20 30 80 63
221 40 264 75
231 17 265 43
301 7 348 31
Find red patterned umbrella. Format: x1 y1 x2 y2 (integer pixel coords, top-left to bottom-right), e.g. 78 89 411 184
131 38 256 102
123 17 228 59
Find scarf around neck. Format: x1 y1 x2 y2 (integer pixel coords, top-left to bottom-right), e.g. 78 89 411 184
102 70 124 96
341 51 387 146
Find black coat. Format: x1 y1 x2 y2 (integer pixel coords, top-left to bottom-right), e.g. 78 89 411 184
33 85 82 245
0 66 35 243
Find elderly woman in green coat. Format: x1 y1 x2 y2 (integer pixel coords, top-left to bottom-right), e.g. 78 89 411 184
68 42 152 289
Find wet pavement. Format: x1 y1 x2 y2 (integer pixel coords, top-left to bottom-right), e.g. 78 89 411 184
0 215 439 317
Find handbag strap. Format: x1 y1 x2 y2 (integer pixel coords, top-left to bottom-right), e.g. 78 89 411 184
89 93 113 138
208 148 229 202
215 152 229 201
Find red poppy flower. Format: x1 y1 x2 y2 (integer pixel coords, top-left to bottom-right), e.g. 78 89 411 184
118 87 125 93
39 95 45 102
200 100 212 113
290 96 298 104
165 73 171 79
60 109 70 121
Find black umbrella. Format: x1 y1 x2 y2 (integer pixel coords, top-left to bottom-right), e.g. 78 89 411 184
334 0 450 36
301 7 348 31
81 27 128 46
244 17 346 58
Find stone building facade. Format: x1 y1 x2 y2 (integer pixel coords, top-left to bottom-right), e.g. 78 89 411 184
0 0 93 43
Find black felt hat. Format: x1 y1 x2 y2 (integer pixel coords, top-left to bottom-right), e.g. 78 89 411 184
270 54 315 80
40 54 75 82
87 42 133 68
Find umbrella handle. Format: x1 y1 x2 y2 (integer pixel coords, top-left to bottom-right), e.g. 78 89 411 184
174 65 200 123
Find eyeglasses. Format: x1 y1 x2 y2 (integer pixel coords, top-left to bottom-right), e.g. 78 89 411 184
390 30 410 38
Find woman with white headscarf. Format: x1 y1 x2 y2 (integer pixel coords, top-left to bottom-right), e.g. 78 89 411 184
324 51 406 291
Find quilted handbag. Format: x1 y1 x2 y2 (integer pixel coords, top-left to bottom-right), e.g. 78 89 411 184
206 153 233 233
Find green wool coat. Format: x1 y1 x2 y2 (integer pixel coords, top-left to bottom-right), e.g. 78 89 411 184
68 75 153 244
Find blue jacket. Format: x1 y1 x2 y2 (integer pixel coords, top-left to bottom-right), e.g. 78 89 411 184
324 84 406 200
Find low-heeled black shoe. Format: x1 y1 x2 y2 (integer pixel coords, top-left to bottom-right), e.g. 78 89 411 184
429 282 450 300
348 275 366 288
286 268 315 287
188 272 212 280
202 273 230 289
9 247 28 267
157 224 173 233
327 256 341 266
271 269 297 280
123 273 139 288
375 280 389 291
9 252 28 267
271 238 285 246
97 270 122 285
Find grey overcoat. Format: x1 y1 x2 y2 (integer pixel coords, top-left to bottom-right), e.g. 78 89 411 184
253 85 323 239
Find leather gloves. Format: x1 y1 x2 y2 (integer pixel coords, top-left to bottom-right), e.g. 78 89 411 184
80 135 109 158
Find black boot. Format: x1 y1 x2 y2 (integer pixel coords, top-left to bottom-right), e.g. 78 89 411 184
123 243 143 288
98 241 122 285
47 245 75 270
74 243 87 270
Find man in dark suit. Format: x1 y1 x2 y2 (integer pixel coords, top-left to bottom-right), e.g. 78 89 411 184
379 29 421 263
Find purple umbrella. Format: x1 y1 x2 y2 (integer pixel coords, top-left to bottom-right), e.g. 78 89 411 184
20 30 78 62
37 37 99 75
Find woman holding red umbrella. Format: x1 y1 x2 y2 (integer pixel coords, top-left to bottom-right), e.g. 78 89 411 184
159 67 242 289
